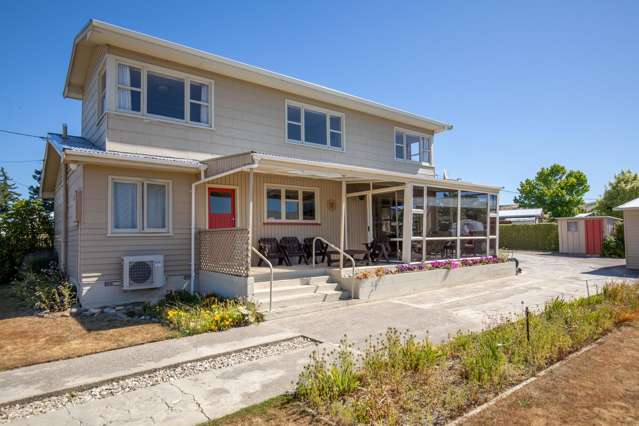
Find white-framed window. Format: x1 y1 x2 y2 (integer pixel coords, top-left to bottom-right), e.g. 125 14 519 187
285 100 344 151
109 177 171 234
567 221 578 232
114 59 213 128
98 68 107 117
265 185 319 223
117 63 142 113
394 128 432 164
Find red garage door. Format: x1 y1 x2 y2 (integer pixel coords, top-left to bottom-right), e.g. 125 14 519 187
585 219 603 255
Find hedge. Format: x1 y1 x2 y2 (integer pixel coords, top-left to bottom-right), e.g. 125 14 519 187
499 223 558 251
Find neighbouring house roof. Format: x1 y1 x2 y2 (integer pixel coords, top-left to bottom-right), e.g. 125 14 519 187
64 20 452 134
574 212 594 218
614 197 639 211
556 215 622 221
498 208 543 219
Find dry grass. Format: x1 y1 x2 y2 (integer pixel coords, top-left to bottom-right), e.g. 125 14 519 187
0 283 174 371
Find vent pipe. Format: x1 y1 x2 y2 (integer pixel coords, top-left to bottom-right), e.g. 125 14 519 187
62 123 68 139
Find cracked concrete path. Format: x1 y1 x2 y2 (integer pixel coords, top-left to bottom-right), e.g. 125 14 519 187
5 253 636 425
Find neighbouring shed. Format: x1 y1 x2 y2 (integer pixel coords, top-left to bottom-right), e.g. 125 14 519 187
614 197 639 270
498 208 544 224
557 216 621 255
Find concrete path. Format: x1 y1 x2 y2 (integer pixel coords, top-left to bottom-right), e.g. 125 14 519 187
4 253 636 425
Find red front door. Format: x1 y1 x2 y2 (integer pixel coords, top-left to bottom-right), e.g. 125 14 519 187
208 187 236 229
585 218 603 255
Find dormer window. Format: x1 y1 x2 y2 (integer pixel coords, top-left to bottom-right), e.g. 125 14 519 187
394 128 432 164
113 59 213 128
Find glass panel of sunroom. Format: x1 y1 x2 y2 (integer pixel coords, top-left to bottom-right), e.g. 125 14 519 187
460 191 488 237
426 187 458 237
461 239 486 258
425 239 457 260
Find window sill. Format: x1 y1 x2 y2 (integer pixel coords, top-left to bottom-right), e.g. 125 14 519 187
108 110 215 131
263 221 321 226
285 139 344 153
107 232 174 237
394 158 434 168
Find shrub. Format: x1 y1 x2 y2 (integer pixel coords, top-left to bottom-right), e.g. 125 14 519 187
146 290 263 335
13 262 76 312
297 338 360 407
499 223 559 251
602 222 624 258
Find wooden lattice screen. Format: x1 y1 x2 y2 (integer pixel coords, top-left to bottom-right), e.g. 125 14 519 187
199 228 250 277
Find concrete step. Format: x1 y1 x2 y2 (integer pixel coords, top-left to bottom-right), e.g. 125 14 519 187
252 268 328 283
253 282 340 299
263 298 366 320
254 290 348 311
253 275 334 291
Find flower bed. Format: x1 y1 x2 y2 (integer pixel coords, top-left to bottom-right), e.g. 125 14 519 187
355 256 504 280
339 257 515 300
145 290 263 335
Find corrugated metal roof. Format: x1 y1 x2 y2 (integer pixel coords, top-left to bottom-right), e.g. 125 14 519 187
47 133 204 169
615 197 639 211
498 208 543 218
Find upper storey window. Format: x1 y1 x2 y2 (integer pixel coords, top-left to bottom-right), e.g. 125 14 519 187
286 100 344 151
394 128 432 164
115 60 213 127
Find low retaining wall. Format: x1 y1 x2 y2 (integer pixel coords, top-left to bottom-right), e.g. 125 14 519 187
338 262 517 300
198 271 253 299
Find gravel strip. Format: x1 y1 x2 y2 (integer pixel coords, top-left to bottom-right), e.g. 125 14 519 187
0 336 315 423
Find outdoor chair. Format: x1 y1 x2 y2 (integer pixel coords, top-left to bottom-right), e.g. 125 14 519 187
304 237 328 265
364 235 391 263
279 237 309 265
257 238 289 266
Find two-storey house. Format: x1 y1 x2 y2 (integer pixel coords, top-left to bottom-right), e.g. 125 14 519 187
40 20 500 309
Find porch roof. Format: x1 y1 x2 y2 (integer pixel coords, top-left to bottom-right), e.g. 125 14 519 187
204 151 502 193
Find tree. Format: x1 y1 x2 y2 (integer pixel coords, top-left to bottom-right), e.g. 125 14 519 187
595 170 639 218
28 168 53 213
514 164 590 219
0 167 19 214
0 199 54 282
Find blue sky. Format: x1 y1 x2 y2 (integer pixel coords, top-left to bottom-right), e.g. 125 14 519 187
1 0 637 203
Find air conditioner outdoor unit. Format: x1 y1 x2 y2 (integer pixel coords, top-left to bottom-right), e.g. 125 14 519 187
122 255 165 290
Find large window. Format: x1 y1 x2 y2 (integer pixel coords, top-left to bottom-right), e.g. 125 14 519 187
395 129 432 164
115 60 213 127
265 186 319 223
110 177 170 234
286 101 344 151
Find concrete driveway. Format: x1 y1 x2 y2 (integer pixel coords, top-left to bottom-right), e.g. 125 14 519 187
268 252 638 345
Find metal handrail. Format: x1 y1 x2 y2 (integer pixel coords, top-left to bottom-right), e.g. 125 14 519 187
312 236 356 277
251 247 273 311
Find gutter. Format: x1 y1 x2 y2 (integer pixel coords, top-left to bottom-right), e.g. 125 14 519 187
189 163 259 294
64 149 206 171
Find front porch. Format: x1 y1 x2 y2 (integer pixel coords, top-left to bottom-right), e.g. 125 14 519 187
191 152 501 308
